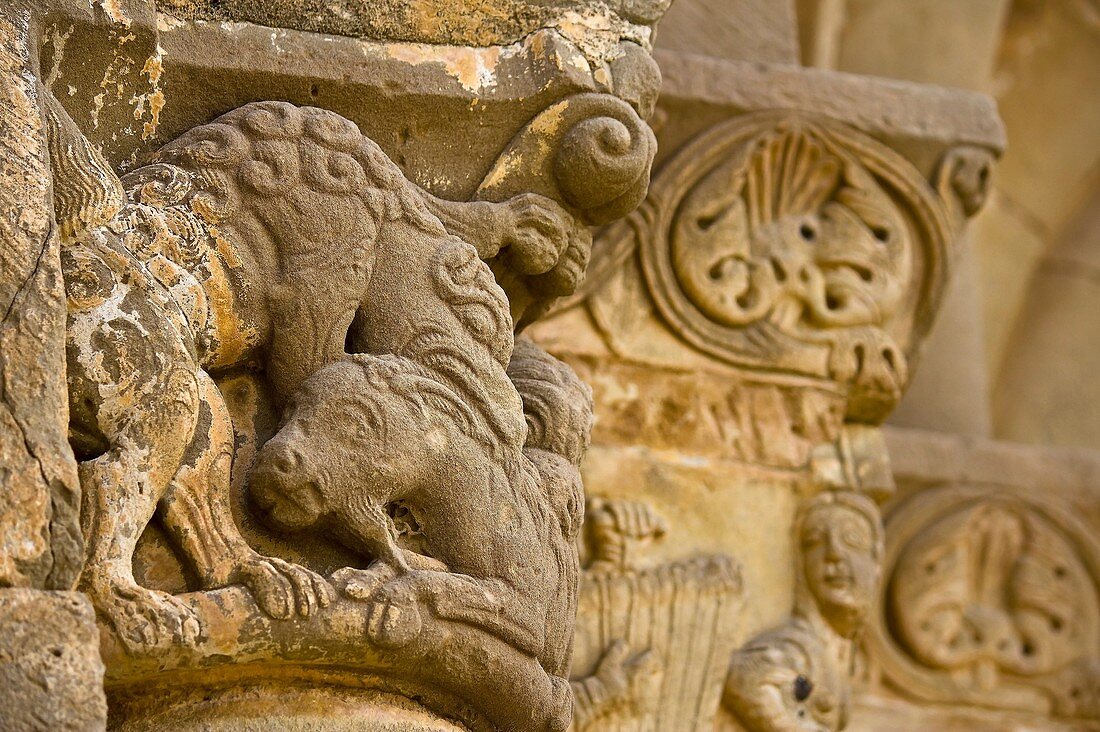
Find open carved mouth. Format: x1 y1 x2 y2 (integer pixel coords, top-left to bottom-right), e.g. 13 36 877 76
822 564 854 587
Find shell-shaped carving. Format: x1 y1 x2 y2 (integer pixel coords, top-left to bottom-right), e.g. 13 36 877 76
741 126 840 234
627 112 952 420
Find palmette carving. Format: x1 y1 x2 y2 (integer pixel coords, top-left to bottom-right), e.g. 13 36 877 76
870 485 1100 718
722 491 884 732
574 113 961 422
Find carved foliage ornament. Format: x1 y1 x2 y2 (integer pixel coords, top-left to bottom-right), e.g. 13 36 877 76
870 486 1100 719
628 113 953 422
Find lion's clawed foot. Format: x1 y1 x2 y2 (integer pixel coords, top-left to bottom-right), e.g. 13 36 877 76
234 554 334 620
91 580 203 654
333 565 429 648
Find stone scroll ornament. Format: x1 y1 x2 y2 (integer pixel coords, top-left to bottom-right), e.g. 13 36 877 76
45 86 655 730
574 113 962 423
868 485 1100 720
722 491 885 732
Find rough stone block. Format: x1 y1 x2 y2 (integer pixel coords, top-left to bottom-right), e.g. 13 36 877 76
0 590 106 732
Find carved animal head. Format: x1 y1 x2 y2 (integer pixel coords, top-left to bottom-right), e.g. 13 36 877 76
249 354 483 537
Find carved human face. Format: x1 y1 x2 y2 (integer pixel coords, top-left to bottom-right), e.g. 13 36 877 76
800 504 879 625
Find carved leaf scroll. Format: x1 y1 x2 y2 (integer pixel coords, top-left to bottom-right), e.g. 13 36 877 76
578 113 955 422
870 486 1100 717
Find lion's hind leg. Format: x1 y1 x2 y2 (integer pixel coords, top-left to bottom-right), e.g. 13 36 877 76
158 370 334 620
73 356 205 653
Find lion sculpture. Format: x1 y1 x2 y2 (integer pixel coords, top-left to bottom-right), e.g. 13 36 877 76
58 100 585 652
250 336 594 686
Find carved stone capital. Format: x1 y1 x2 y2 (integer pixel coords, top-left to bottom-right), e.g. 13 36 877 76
0 1 670 729
577 111 994 423
868 480 1100 719
533 57 1005 437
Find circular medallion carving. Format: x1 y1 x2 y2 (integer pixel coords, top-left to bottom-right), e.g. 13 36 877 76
869 486 1100 717
636 113 952 420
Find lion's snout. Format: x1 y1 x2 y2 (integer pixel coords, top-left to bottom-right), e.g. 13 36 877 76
250 438 325 532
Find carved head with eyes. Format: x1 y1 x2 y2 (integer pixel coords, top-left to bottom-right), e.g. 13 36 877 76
794 490 884 637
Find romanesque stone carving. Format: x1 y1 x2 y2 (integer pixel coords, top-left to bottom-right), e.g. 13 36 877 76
569 113 957 423
62 98 575 649
640 114 953 422
935 145 997 221
869 484 1100 720
43 87 625 727
571 498 743 731
547 358 851 470
722 490 884 732
476 92 657 328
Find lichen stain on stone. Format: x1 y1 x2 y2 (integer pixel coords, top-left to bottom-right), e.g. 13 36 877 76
98 0 133 28
90 30 138 132
43 24 74 91
479 154 520 193
547 7 646 64
385 44 502 94
156 13 186 32
131 48 167 141
529 101 566 137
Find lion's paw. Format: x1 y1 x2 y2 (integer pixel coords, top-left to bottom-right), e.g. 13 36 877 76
364 572 428 648
332 563 396 601
236 554 334 620
95 582 203 654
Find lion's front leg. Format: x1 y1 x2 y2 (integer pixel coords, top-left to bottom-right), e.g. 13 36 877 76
66 246 209 654
159 370 334 620
421 190 579 276
333 564 546 656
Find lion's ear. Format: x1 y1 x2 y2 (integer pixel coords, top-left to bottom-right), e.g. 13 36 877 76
42 89 125 242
